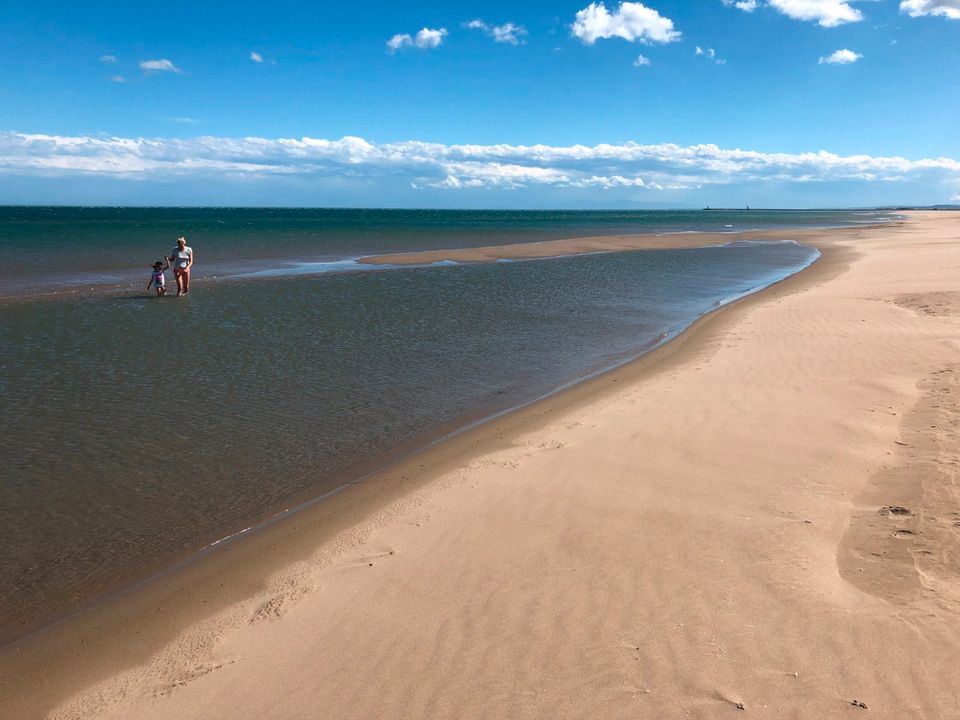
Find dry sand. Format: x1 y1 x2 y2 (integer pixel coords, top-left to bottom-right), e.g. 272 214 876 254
3 212 960 719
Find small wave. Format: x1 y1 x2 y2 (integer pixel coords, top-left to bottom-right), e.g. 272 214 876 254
232 259 371 278
718 238 800 249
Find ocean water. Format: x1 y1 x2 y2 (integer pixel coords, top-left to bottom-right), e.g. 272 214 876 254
0 206 890 298
0 208 885 641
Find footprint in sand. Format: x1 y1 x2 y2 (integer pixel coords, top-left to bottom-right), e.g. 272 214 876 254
880 505 912 517
153 659 237 697
536 440 565 450
248 586 310 623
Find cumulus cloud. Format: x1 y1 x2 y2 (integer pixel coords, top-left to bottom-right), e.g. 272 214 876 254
465 19 529 44
386 34 409 52
900 0 960 18
633 54 652 66
695 46 726 64
387 27 448 52
139 59 181 73
2 132 958 197
492 22 528 44
416 28 448 47
819 48 862 64
720 0 759 10
571 2 681 44
768 0 863 26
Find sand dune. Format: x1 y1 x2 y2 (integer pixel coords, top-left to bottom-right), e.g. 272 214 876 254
4 212 960 719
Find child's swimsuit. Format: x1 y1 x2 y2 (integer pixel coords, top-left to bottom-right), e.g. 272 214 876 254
152 270 165 287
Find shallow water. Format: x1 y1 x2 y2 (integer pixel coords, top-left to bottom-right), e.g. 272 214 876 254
0 234 825 640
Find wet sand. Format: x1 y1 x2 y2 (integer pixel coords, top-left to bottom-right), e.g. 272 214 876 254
3 212 960 719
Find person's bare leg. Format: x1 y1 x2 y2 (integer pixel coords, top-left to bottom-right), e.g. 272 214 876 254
175 270 184 295
182 269 190 294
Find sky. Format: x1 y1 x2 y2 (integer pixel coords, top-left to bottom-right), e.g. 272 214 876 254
1 0 959 208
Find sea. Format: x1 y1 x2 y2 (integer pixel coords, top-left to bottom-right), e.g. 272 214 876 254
0 207 893 642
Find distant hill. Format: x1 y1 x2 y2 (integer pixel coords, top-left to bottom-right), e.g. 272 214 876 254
886 205 960 211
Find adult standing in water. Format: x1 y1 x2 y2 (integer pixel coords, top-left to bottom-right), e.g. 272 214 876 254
170 236 194 296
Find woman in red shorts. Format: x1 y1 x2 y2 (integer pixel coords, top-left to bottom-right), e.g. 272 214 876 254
169 236 194 296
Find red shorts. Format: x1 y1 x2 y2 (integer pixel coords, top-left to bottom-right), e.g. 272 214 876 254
175 266 190 277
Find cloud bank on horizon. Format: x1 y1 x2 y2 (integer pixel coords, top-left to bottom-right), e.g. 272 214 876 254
3 132 958 206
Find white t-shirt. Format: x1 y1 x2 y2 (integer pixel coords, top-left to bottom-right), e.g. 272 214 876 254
172 246 193 269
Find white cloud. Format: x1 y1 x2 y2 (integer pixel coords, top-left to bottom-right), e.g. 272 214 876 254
415 28 447 48
720 0 759 10
768 0 864 26
100 54 117 63
386 34 412 52
250 51 263 63
110 76 126 83
695 46 726 64
465 19 529 45
900 0 960 18
571 2 681 45
492 22 528 44
139 59 182 73
2 132 958 197
387 27 448 52
819 48 862 64
633 54 652 66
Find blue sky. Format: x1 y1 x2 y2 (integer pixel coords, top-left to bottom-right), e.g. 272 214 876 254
1 0 958 207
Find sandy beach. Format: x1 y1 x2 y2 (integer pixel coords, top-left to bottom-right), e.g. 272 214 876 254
357 227 822 265
3 211 959 719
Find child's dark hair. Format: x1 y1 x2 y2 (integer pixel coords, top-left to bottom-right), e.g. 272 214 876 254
153 261 164 268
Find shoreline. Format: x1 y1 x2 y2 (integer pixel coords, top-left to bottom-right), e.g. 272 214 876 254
0 224 848 718
6 212 960 718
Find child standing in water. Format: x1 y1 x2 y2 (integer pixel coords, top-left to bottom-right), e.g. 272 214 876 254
147 260 168 296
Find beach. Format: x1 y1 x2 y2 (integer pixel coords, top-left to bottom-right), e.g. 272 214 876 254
3 211 959 719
